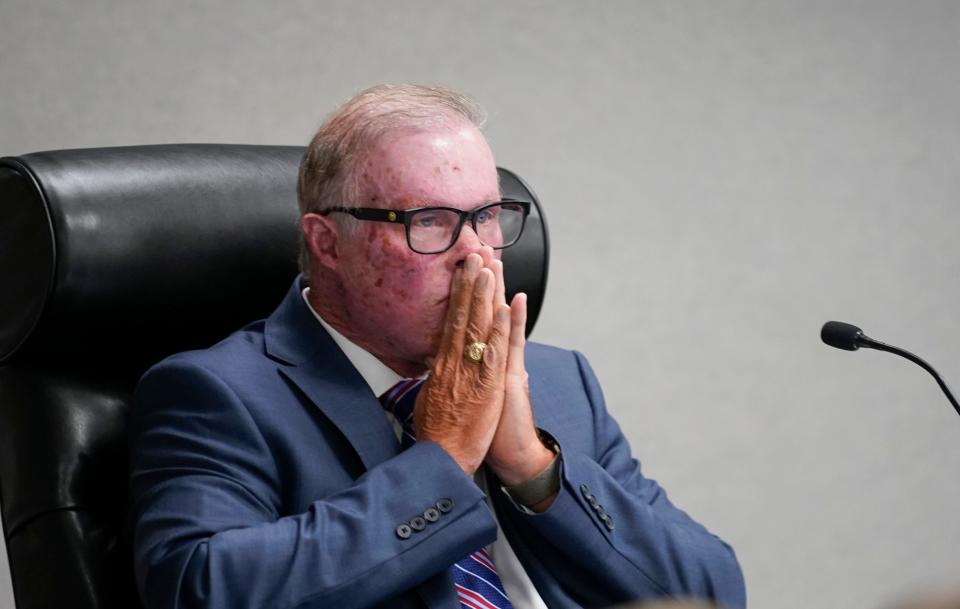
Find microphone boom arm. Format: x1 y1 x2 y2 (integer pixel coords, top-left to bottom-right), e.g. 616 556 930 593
857 335 960 417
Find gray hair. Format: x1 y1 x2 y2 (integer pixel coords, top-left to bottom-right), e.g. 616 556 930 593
296 84 487 274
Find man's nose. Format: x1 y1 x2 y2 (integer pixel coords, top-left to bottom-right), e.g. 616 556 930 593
451 224 489 267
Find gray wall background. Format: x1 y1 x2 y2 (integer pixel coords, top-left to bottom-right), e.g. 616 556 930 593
1 1 958 608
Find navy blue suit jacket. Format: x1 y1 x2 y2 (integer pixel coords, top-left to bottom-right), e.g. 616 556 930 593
129 278 745 609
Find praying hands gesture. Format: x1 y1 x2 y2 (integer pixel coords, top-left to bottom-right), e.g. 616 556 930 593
414 248 557 511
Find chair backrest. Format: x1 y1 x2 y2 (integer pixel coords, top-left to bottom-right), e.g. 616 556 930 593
0 144 549 609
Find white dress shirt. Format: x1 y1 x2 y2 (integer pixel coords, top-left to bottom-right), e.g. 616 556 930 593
302 288 548 609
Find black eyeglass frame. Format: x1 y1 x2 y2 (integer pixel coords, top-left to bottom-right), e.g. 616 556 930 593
318 198 532 254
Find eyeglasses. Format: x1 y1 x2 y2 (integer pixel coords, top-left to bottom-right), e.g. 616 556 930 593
319 199 531 254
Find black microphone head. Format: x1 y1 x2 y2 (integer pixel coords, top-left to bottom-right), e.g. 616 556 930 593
821 321 864 351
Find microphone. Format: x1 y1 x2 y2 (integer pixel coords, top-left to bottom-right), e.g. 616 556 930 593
821 321 960 418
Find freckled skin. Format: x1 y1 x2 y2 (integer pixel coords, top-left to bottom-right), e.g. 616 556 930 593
306 120 500 377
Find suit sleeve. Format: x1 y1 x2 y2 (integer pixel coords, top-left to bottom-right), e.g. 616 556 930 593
128 359 496 609
504 350 746 608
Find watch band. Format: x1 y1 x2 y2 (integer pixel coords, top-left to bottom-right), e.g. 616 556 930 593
503 429 561 507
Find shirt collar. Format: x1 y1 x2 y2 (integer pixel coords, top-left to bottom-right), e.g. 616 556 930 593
301 287 404 398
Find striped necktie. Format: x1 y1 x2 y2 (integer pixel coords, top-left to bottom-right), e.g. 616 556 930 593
380 379 516 609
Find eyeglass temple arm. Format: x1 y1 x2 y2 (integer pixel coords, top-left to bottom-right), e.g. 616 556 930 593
320 207 404 223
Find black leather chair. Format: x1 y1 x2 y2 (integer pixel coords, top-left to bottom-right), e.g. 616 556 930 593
0 144 549 609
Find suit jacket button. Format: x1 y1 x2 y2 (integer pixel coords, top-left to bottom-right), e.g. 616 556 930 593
424 507 440 522
580 484 590 497
436 498 454 513
410 516 427 531
588 496 600 509
396 524 412 539
601 515 615 531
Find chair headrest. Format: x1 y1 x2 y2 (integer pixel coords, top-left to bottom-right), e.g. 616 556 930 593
0 144 548 371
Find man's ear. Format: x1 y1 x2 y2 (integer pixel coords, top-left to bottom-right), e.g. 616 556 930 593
301 213 341 271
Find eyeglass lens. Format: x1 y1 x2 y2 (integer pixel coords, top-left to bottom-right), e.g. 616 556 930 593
408 203 526 253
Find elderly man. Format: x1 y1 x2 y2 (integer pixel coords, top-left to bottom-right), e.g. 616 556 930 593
129 85 745 609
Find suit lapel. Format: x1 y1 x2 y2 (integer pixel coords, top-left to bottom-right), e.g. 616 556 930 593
263 278 476 609
416 572 460 608
279 365 401 470
265 277 400 470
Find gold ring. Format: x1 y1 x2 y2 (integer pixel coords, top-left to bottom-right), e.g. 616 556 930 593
464 342 487 363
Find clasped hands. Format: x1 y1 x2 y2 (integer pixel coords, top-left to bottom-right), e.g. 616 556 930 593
414 248 556 507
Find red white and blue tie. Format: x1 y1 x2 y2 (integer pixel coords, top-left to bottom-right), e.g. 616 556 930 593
380 379 515 609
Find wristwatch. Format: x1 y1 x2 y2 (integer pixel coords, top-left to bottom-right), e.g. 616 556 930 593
503 429 561 507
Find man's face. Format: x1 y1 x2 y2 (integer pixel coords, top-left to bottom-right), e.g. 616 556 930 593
333 121 501 367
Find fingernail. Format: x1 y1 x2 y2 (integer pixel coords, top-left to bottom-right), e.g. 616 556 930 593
476 271 488 288
466 255 479 271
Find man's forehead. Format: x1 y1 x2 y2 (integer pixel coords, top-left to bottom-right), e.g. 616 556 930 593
357 125 499 208
366 124 492 165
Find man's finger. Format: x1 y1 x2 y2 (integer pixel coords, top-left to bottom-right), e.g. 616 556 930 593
465 267 494 351
491 258 506 307
481 304 511 378
506 292 527 376
440 253 482 353
437 267 464 353
477 245 496 270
